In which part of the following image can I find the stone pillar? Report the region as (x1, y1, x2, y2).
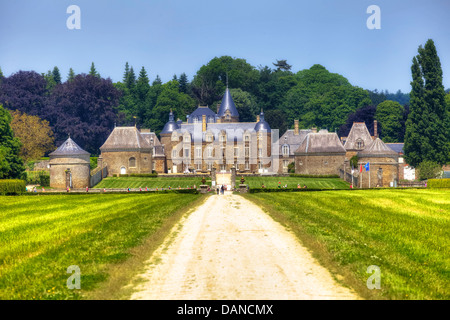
(97, 156, 103, 178)
(231, 166, 236, 189)
(211, 167, 216, 186)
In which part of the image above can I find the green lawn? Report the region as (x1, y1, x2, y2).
(94, 176, 210, 189)
(94, 176, 349, 190)
(245, 188, 450, 300)
(0, 193, 201, 300)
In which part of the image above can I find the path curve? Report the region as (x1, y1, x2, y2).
(128, 193, 359, 300)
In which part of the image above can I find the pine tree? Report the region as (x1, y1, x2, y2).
(89, 62, 100, 78)
(126, 66, 136, 89)
(0, 67, 4, 82)
(123, 62, 130, 83)
(52, 66, 61, 84)
(136, 67, 150, 99)
(0, 104, 25, 179)
(67, 68, 75, 82)
(404, 39, 450, 166)
(152, 75, 162, 86)
(179, 73, 189, 94)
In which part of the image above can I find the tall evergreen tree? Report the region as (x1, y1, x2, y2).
(123, 62, 130, 83)
(0, 67, 4, 82)
(52, 66, 61, 84)
(67, 68, 75, 82)
(126, 66, 136, 89)
(179, 73, 189, 94)
(152, 75, 162, 86)
(0, 104, 25, 179)
(404, 39, 450, 166)
(89, 62, 100, 78)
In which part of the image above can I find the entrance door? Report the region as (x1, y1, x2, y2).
(172, 165, 177, 174)
(120, 167, 126, 175)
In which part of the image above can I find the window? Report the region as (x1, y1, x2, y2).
(234, 147, 239, 157)
(172, 149, 177, 158)
(245, 146, 249, 157)
(356, 139, 364, 149)
(152, 161, 156, 171)
(207, 162, 212, 171)
(220, 164, 226, 172)
(184, 135, 190, 142)
(196, 163, 202, 170)
(206, 134, 213, 142)
(208, 116, 214, 123)
(196, 147, 202, 158)
(129, 157, 136, 167)
(244, 135, 250, 142)
(193, 117, 199, 123)
(207, 146, 213, 158)
(220, 135, 226, 142)
(283, 160, 289, 168)
(258, 148, 263, 157)
(184, 148, 190, 157)
(282, 145, 289, 156)
(245, 161, 250, 170)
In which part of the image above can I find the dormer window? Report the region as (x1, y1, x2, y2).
(282, 145, 289, 156)
(356, 139, 364, 150)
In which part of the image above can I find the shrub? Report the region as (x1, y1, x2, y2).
(427, 179, 450, 188)
(417, 160, 442, 180)
(39, 173, 50, 187)
(0, 179, 26, 195)
(289, 173, 340, 178)
(128, 173, 158, 178)
(288, 162, 295, 173)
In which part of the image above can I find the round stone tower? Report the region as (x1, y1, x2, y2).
(49, 137, 90, 189)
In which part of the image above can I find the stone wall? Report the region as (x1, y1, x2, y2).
(49, 155, 90, 189)
(101, 150, 152, 176)
(357, 156, 399, 188)
(295, 153, 346, 175)
(90, 166, 108, 187)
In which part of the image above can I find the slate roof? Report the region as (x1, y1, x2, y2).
(217, 88, 239, 118)
(358, 138, 398, 157)
(187, 106, 217, 123)
(171, 122, 258, 142)
(295, 132, 346, 154)
(254, 111, 271, 132)
(385, 143, 404, 154)
(100, 127, 152, 151)
(140, 131, 161, 146)
(160, 110, 180, 134)
(279, 129, 312, 156)
(49, 137, 90, 156)
(344, 122, 374, 150)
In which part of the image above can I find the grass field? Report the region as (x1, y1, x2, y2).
(0, 193, 201, 300)
(245, 188, 450, 300)
(94, 176, 349, 190)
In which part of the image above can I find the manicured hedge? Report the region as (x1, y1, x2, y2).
(249, 187, 326, 193)
(289, 173, 340, 178)
(0, 179, 26, 195)
(427, 179, 450, 188)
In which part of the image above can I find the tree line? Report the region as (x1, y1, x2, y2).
(0, 39, 449, 180)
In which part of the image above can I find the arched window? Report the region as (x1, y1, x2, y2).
(129, 157, 136, 167)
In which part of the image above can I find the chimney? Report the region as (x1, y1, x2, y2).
(311, 127, 317, 133)
(256, 115, 260, 122)
(294, 120, 299, 135)
(373, 120, 378, 139)
(202, 115, 206, 132)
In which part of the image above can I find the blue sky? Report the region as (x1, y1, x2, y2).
(1, 0, 449, 92)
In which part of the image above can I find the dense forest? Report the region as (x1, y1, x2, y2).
(0, 56, 441, 156)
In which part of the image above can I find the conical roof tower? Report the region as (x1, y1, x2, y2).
(217, 87, 239, 122)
